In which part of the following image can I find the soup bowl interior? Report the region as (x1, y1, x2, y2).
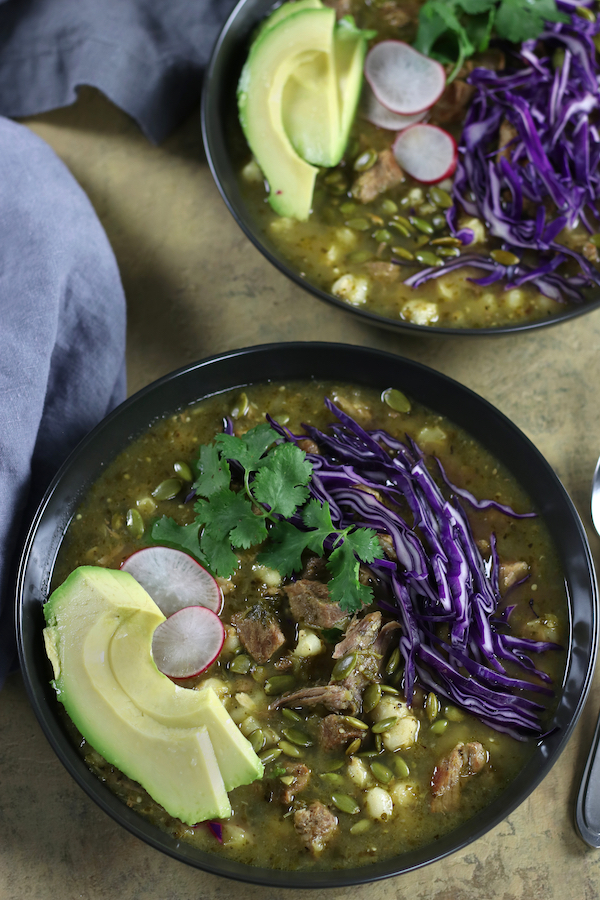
(201, 0, 600, 337)
(17, 342, 598, 887)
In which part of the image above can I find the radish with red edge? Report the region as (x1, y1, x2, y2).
(121, 546, 223, 616)
(364, 41, 445, 116)
(152, 606, 225, 679)
(392, 123, 457, 184)
(362, 82, 427, 131)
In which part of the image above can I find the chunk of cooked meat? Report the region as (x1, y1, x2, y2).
(279, 762, 311, 805)
(372, 620, 402, 658)
(293, 801, 338, 855)
(270, 684, 355, 713)
(284, 579, 347, 629)
(352, 149, 404, 204)
(302, 555, 329, 581)
(431, 741, 488, 813)
(319, 714, 366, 752)
(231, 606, 285, 663)
(297, 438, 321, 456)
(499, 560, 529, 593)
(332, 611, 382, 658)
(430, 79, 475, 126)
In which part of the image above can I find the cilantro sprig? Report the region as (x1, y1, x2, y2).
(151, 422, 381, 613)
(414, 0, 569, 81)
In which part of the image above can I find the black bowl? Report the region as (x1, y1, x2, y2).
(16, 342, 598, 887)
(201, 0, 600, 337)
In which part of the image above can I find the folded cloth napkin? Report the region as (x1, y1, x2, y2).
(0, 117, 127, 687)
(0, 0, 238, 143)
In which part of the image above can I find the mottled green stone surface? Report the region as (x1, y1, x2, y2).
(1, 87, 599, 900)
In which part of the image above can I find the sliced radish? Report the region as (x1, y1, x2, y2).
(152, 606, 225, 679)
(365, 41, 446, 116)
(121, 546, 223, 616)
(392, 124, 457, 184)
(362, 83, 427, 131)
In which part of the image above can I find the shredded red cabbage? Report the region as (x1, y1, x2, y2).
(404, 8, 600, 304)
(270, 400, 561, 739)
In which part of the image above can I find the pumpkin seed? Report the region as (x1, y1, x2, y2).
(363, 683, 382, 713)
(391, 246, 415, 261)
(282, 727, 313, 747)
(151, 478, 182, 501)
(430, 718, 449, 735)
(259, 747, 282, 765)
(490, 249, 520, 266)
(342, 715, 369, 731)
(357, 749, 379, 758)
(370, 760, 394, 783)
(350, 818, 372, 835)
(415, 250, 444, 267)
(374, 229, 392, 243)
(346, 217, 371, 231)
(392, 214, 414, 230)
(380, 198, 398, 215)
(389, 221, 411, 238)
(431, 236, 461, 246)
(380, 684, 400, 695)
(136, 496, 157, 516)
(126, 508, 144, 539)
(393, 756, 410, 778)
(229, 654, 251, 674)
(432, 215, 447, 230)
(249, 729, 266, 753)
(385, 647, 401, 676)
(590, 234, 600, 248)
(382, 386, 411, 414)
(279, 775, 295, 786)
(347, 250, 374, 263)
(326, 758, 346, 772)
(443, 704, 464, 722)
(331, 793, 360, 815)
(340, 201, 357, 215)
(173, 460, 193, 482)
(429, 186, 453, 208)
(346, 738, 362, 756)
(426, 692, 440, 722)
(264, 675, 296, 695)
(414, 234, 431, 248)
(354, 149, 378, 172)
(282, 708, 303, 724)
(437, 246, 461, 258)
(320, 772, 345, 787)
(252, 666, 267, 684)
(374, 733, 383, 752)
(410, 216, 435, 235)
(324, 170, 345, 184)
(577, 5, 595, 20)
(372, 716, 400, 734)
(331, 651, 357, 681)
(278, 739, 302, 758)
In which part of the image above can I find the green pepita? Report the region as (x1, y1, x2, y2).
(357, 749, 379, 758)
(380, 198, 398, 215)
(320, 772, 345, 787)
(282, 727, 313, 747)
(363, 683, 382, 713)
(372, 716, 400, 734)
(264, 675, 296, 695)
(229, 654, 251, 674)
(231, 392, 250, 418)
(393, 756, 410, 778)
(278, 739, 302, 758)
(374, 229, 392, 243)
(443, 704, 465, 722)
(414, 234, 431, 248)
(429, 186, 453, 208)
(151, 478, 182, 501)
(173, 460, 193, 482)
(331, 651, 357, 682)
(490, 249, 520, 266)
(432, 215, 447, 231)
(590, 234, 600, 248)
(325, 758, 346, 772)
(577, 5, 595, 21)
(353, 149, 378, 172)
(389, 221, 411, 238)
(370, 760, 394, 783)
(380, 684, 400, 695)
(391, 246, 415, 261)
(347, 249, 374, 263)
(331, 793, 360, 815)
(136, 496, 157, 516)
(281, 708, 303, 724)
(415, 250, 444, 267)
(259, 747, 282, 764)
(324, 170, 345, 184)
(249, 729, 266, 753)
(374, 733, 383, 753)
(385, 647, 401, 677)
(341, 715, 369, 731)
(126, 508, 144, 539)
(410, 216, 435, 235)
(350, 818, 372, 835)
(346, 218, 371, 232)
(426, 692, 440, 722)
(346, 738, 362, 756)
(437, 246, 461, 258)
(339, 201, 357, 215)
(430, 718, 449, 735)
(431, 236, 461, 246)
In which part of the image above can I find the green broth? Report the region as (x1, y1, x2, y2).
(52, 382, 567, 870)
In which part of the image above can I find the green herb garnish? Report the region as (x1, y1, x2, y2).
(152, 422, 381, 613)
(414, 0, 569, 81)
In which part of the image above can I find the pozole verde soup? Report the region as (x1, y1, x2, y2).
(48, 381, 567, 871)
(234, 0, 600, 329)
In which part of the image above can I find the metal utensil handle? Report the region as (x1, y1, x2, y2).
(576, 710, 600, 847)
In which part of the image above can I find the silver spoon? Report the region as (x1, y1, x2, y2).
(575, 455, 600, 847)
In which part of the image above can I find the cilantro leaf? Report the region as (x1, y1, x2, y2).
(200, 527, 239, 577)
(301, 499, 337, 555)
(195, 488, 264, 549)
(341, 527, 381, 565)
(327, 540, 374, 612)
(150, 516, 207, 564)
(215, 423, 278, 472)
(495, 0, 567, 42)
(253, 443, 312, 517)
(256, 520, 310, 576)
(193, 443, 231, 498)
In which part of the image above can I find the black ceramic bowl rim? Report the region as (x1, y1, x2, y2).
(200, 0, 600, 337)
(16, 342, 598, 888)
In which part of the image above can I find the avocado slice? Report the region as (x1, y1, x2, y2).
(238, 7, 336, 220)
(257, 0, 324, 36)
(43, 566, 263, 825)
